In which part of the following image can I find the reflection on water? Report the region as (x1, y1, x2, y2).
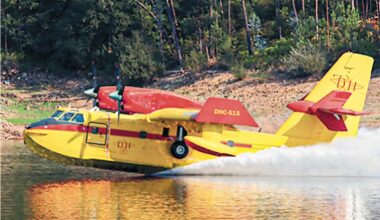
(2, 142, 380, 219)
(27, 177, 380, 219)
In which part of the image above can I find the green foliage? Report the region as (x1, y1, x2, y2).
(1, 52, 22, 72)
(219, 36, 234, 69)
(185, 50, 207, 73)
(231, 64, 247, 80)
(281, 42, 327, 78)
(5, 101, 63, 125)
(1, 0, 379, 82)
(114, 32, 162, 81)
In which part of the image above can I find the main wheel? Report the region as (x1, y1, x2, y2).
(171, 141, 189, 159)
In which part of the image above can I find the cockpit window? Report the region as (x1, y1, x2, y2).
(71, 114, 84, 123)
(51, 110, 64, 118)
(61, 112, 75, 121)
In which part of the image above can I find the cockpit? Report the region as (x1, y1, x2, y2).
(26, 108, 87, 129)
(50, 109, 85, 123)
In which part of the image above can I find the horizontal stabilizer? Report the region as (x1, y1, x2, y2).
(287, 90, 370, 131)
(195, 97, 258, 127)
(318, 107, 369, 116)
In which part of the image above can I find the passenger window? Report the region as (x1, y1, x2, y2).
(51, 110, 64, 118)
(61, 112, 75, 121)
(71, 114, 84, 123)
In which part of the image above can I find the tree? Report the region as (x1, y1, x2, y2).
(326, 0, 330, 48)
(241, 0, 253, 55)
(275, 0, 283, 38)
(165, 0, 183, 65)
(315, 0, 319, 41)
(292, 0, 298, 22)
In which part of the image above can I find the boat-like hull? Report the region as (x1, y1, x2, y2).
(24, 132, 168, 174)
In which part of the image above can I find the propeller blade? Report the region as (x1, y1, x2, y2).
(84, 88, 98, 98)
(109, 91, 122, 101)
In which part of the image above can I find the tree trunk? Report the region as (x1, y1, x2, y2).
(292, 0, 298, 21)
(241, 0, 253, 55)
(275, 0, 282, 38)
(228, 0, 232, 34)
(219, 0, 224, 16)
(198, 27, 203, 53)
(361, 0, 364, 18)
(326, 0, 330, 49)
(315, 0, 319, 41)
(356, 0, 359, 10)
(151, 0, 165, 60)
(205, 45, 211, 62)
(301, 0, 305, 16)
(165, 0, 183, 65)
(169, 0, 179, 28)
(351, 0, 355, 10)
(302, 0, 305, 11)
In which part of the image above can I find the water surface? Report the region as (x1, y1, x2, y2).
(2, 141, 380, 219)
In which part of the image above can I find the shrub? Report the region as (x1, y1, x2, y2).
(231, 64, 247, 80)
(185, 50, 208, 73)
(281, 42, 327, 78)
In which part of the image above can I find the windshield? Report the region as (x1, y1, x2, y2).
(60, 112, 75, 121)
(71, 114, 84, 123)
(50, 110, 64, 118)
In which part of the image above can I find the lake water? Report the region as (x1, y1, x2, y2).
(2, 128, 380, 219)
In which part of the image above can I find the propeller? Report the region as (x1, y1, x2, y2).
(84, 61, 99, 107)
(109, 64, 124, 125)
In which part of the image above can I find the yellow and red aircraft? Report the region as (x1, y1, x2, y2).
(24, 52, 374, 174)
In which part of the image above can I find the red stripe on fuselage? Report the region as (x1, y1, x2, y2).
(29, 124, 172, 141)
(31, 124, 88, 132)
(110, 129, 173, 141)
(185, 140, 235, 157)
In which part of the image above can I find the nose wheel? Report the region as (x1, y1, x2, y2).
(170, 126, 189, 159)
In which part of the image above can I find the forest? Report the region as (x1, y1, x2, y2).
(2, 0, 380, 82)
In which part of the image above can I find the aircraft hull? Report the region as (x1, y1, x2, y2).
(24, 131, 169, 174)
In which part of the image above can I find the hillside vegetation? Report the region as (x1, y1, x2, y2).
(2, 0, 380, 81)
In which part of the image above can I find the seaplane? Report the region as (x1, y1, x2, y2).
(24, 52, 374, 174)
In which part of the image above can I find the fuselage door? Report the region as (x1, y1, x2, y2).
(86, 122, 108, 145)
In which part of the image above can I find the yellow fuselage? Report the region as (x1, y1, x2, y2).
(24, 107, 294, 174)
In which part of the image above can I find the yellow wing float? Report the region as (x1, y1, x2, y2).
(24, 52, 374, 174)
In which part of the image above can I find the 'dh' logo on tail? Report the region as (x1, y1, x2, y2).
(330, 74, 364, 92)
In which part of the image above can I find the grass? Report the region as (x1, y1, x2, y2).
(5, 100, 65, 125)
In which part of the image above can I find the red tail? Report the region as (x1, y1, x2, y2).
(287, 91, 369, 131)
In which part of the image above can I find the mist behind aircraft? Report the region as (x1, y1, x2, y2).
(161, 128, 380, 176)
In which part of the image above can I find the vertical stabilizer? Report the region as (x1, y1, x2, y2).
(276, 52, 374, 146)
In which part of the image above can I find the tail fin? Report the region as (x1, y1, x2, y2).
(276, 52, 374, 146)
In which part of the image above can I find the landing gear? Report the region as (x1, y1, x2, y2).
(170, 126, 189, 159)
(171, 141, 189, 159)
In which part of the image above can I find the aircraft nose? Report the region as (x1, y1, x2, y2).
(26, 118, 57, 129)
